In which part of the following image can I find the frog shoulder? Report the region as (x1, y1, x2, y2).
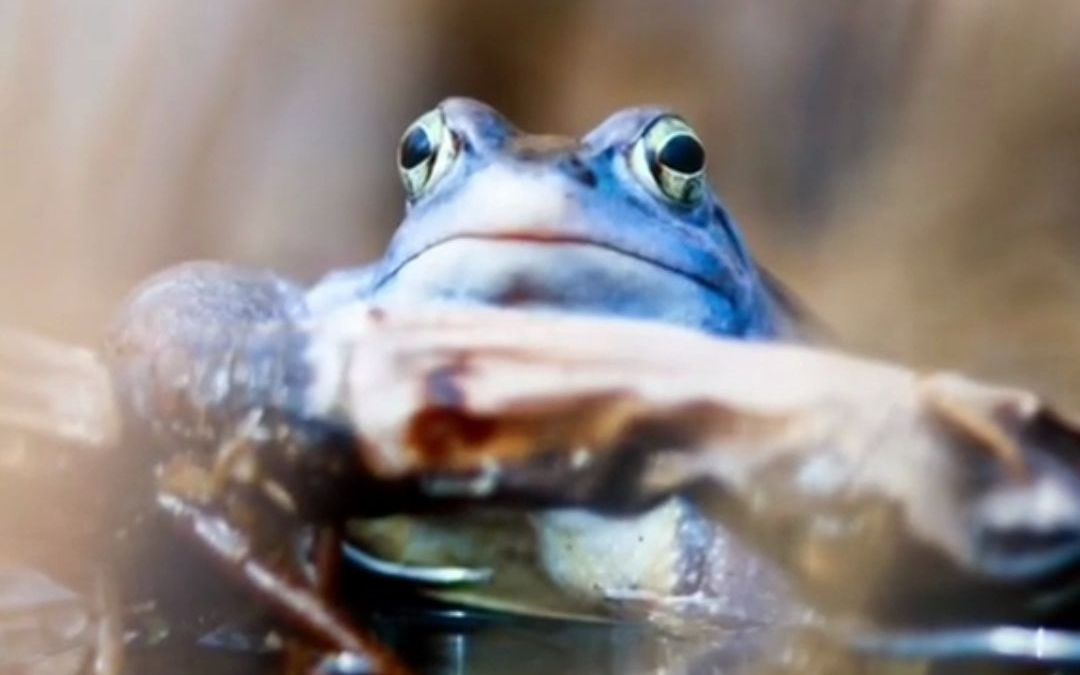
(756, 266, 832, 343)
(306, 264, 380, 315)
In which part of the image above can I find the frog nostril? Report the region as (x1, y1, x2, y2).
(562, 157, 598, 188)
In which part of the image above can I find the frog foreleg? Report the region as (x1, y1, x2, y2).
(156, 491, 408, 675)
(107, 262, 415, 670)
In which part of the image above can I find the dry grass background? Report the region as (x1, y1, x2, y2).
(3, 0, 1080, 405)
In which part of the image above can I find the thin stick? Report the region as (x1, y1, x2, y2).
(312, 525, 342, 600)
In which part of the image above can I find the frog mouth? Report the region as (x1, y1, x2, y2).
(371, 233, 736, 298)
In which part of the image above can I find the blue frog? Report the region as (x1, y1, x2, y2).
(109, 98, 807, 638)
(309, 98, 797, 339)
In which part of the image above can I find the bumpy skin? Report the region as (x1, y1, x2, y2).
(109, 262, 313, 452)
(109, 98, 802, 625)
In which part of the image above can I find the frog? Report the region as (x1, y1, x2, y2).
(108, 97, 807, 641)
(308, 98, 796, 336)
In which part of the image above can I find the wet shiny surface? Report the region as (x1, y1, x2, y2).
(0, 561, 1001, 675)
(132, 610, 774, 675)
(10, 550, 1072, 675)
(2, 547, 784, 675)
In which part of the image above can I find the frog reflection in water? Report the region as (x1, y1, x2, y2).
(114, 98, 805, 635)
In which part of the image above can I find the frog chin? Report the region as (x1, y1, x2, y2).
(369, 238, 739, 334)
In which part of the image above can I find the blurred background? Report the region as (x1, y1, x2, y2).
(3, 0, 1080, 405)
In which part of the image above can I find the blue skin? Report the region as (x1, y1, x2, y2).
(307, 97, 792, 338)
(109, 97, 799, 626)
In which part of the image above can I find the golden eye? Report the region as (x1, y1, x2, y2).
(398, 108, 459, 200)
(630, 115, 707, 205)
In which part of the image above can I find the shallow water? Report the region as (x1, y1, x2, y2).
(2, 545, 786, 675)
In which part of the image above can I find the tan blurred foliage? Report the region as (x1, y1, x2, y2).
(0, 1, 438, 338)
(2, 1, 1080, 403)
(811, 2, 1080, 406)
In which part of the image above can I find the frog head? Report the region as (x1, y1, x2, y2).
(368, 97, 779, 337)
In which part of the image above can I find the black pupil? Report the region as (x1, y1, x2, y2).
(400, 126, 434, 170)
(658, 134, 705, 174)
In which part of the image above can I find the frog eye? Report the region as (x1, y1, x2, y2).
(629, 115, 707, 205)
(398, 108, 459, 200)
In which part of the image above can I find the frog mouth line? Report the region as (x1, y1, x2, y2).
(371, 233, 733, 297)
